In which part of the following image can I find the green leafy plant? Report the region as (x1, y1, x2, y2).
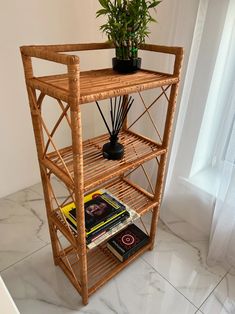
(97, 0, 161, 60)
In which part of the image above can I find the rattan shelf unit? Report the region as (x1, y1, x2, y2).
(20, 42, 183, 305)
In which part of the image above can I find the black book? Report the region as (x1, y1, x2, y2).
(107, 224, 149, 262)
(69, 192, 126, 231)
(66, 210, 130, 244)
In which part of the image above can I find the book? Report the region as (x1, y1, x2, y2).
(86, 207, 141, 250)
(60, 189, 130, 244)
(66, 210, 130, 244)
(106, 224, 149, 262)
(69, 191, 126, 231)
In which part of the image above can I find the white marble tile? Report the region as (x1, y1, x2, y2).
(201, 270, 235, 314)
(29, 177, 68, 201)
(142, 223, 227, 308)
(0, 187, 50, 271)
(160, 209, 209, 242)
(1, 244, 197, 314)
(28, 182, 44, 197)
(0, 176, 73, 272)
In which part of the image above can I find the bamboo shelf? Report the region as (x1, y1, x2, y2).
(20, 42, 183, 305)
(29, 68, 179, 104)
(51, 177, 158, 248)
(43, 130, 166, 191)
(60, 240, 151, 297)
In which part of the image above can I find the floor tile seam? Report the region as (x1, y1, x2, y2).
(0, 243, 50, 274)
(140, 255, 200, 311)
(197, 269, 230, 311)
(2, 184, 43, 202)
(157, 220, 229, 277)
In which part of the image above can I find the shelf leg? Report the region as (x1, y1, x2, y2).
(40, 169, 61, 265)
(150, 82, 180, 249)
(71, 103, 89, 303)
(149, 205, 160, 250)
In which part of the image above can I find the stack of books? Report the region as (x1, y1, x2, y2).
(61, 189, 130, 245)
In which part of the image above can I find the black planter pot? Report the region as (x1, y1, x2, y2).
(112, 57, 141, 74)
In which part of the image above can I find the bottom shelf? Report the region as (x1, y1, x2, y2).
(58, 240, 151, 296)
(50, 176, 157, 299)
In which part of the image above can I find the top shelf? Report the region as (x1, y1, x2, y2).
(28, 68, 179, 104)
(21, 43, 183, 104)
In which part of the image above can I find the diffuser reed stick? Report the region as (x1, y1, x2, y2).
(96, 95, 134, 159)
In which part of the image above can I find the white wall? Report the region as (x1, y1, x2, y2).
(0, 0, 199, 198)
(0, 1, 107, 197)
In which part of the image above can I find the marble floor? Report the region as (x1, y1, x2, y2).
(0, 181, 235, 314)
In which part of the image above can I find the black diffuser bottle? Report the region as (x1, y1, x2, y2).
(102, 134, 124, 160)
(96, 95, 134, 160)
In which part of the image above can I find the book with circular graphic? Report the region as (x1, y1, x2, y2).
(106, 224, 149, 262)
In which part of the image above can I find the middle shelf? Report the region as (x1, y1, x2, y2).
(42, 129, 166, 191)
(51, 177, 159, 248)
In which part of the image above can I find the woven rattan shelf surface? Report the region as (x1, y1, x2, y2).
(51, 177, 158, 248)
(43, 130, 166, 191)
(59, 240, 151, 294)
(30, 68, 179, 104)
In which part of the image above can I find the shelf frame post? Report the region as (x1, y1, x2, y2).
(67, 61, 89, 305)
(20, 51, 61, 265)
(149, 48, 184, 249)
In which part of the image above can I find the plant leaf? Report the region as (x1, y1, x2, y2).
(148, 1, 161, 8)
(96, 9, 108, 17)
(98, 0, 110, 9)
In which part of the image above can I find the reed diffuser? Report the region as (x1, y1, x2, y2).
(96, 95, 134, 160)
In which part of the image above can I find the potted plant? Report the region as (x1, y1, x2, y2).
(96, 0, 162, 73)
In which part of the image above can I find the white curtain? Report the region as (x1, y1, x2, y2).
(207, 91, 235, 267)
(161, 0, 235, 267)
